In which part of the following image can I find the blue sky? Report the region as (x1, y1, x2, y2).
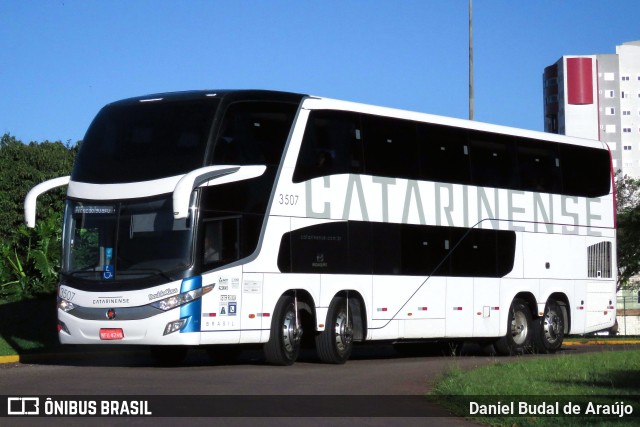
(1, 0, 639, 144)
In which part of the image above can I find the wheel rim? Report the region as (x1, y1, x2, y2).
(282, 304, 301, 354)
(334, 308, 353, 354)
(511, 310, 528, 345)
(543, 311, 562, 343)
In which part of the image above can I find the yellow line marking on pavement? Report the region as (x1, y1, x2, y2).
(564, 340, 640, 346)
(0, 355, 20, 363)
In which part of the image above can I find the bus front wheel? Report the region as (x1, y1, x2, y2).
(264, 295, 302, 366)
(495, 298, 532, 355)
(316, 296, 353, 364)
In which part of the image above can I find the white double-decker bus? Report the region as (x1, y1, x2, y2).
(26, 90, 616, 365)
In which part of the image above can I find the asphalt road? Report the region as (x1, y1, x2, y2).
(0, 342, 635, 426)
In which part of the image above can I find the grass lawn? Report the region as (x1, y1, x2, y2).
(431, 349, 640, 426)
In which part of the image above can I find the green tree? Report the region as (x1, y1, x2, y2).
(0, 133, 77, 302)
(0, 133, 77, 241)
(616, 172, 640, 291)
(0, 212, 62, 301)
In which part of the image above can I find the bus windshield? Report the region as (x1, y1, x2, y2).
(62, 195, 194, 282)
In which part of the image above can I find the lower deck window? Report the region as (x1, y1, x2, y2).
(277, 221, 516, 278)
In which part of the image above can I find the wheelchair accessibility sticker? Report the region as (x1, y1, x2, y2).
(219, 302, 237, 316)
(102, 247, 114, 280)
(103, 264, 114, 280)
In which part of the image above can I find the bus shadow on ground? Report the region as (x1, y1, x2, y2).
(0, 296, 60, 357)
(16, 340, 494, 369)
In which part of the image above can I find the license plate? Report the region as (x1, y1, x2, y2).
(99, 328, 124, 340)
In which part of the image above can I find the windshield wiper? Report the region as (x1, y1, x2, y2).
(117, 268, 176, 282)
(62, 268, 101, 278)
(63, 268, 175, 282)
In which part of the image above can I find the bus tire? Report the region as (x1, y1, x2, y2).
(532, 300, 565, 353)
(264, 295, 302, 366)
(316, 296, 353, 364)
(495, 298, 532, 355)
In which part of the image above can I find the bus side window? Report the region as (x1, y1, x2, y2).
(559, 144, 611, 197)
(400, 224, 451, 276)
(361, 115, 418, 180)
(418, 123, 470, 184)
(516, 140, 561, 193)
(211, 102, 297, 167)
(468, 131, 516, 190)
(202, 217, 240, 267)
(449, 228, 499, 277)
(372, 223, 402, 275)
(293, 110, 363, 183)
(278, 222, 349, 273)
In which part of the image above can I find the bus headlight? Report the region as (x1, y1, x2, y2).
(151, 286, 213, 311)
(58, 299, 76, 312)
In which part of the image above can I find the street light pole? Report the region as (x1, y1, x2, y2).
(469, 0, 474, 121)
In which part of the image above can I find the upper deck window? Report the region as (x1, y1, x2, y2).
(211, 101, 299, 167)
(72, 98, 219, 183)
(294, 109, 610, 198)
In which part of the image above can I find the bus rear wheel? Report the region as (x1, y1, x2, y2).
(495, 298, 532, 355)
(264, 295, 302, 366)
(533, 300, 565, 353)
(316, 296, 353, 364)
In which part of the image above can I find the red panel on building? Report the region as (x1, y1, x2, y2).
(567, 57, 593, 105)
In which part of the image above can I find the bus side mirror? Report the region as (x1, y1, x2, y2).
(172, 165, 267, 219)
(172, 166, 240, 219)
(24, 176, 70, 228)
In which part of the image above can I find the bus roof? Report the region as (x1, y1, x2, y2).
(106, 89, 307, 106)
(104, 89, 607, 151)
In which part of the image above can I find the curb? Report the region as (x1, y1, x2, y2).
(563, 340, 640, 346)
(0, 352, 92, 364)
(0, 355, 20, 364)
(0, 350, 147, 365)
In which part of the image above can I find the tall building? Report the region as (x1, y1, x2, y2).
(543, 41, 640, 179)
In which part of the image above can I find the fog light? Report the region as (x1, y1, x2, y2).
(58, 321, 70, 334)
(164, 319, 188, 335)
